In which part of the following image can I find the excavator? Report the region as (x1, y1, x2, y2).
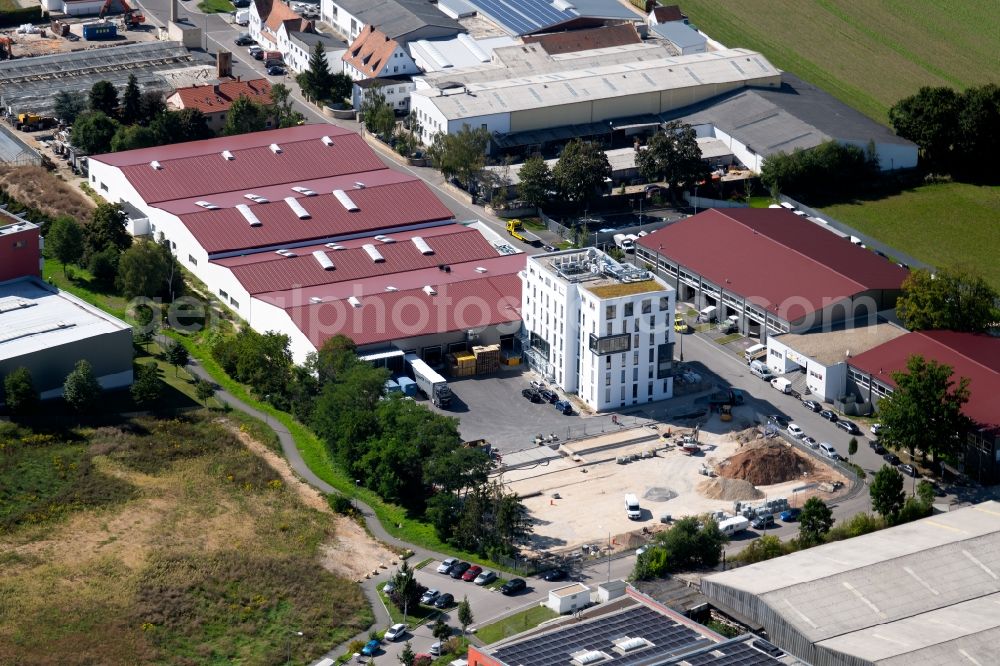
(98, 0, 146, 29)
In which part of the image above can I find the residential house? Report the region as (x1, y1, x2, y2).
(648, 4, 688, 26)
(281, 25, 347, 74)
(250, 0, 311, 57)
(165, 78, 274, 132)
(351, 76, 415, 113)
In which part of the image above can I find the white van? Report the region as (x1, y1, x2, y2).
(718, 516, 749, 536)
(625, 494, 641, 520)
(819, 442, 838, 459)
(744, 343, 767, 363)
(750, 359, 772, 379)
(770, 377, 792, 394)
(697, 305, 717, 323)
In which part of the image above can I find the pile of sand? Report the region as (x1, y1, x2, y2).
(643, 486, 677, 502)
(732, 427, 763, 444)
(697, 477, 763, 501)
(717, 440, 814, 486)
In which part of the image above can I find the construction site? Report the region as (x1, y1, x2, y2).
(501, 414, 850, 555)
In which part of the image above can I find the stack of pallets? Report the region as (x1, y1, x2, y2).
(472, 344, 501, 375)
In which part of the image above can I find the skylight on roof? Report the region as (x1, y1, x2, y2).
(412, 236, 434, 255)
(195, 200, 220, 210)
(150, 160, 163, 170)
(312, 250, 334, 271)
(222, 150, 235, 161)
(362, 244, 385, 263)
(422, 285, 437, 295)
(333, 189, 359, 212)
(285, 197, 311, 219)
(236, 203, 262, 226)
(244, 193, 270, 203)
(269, 143, 282, 154)
(321, 135, 334, 146)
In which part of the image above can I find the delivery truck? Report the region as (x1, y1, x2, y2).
(405, 353, 453, 408)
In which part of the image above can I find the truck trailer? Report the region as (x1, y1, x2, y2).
(404, 353, 453, 408)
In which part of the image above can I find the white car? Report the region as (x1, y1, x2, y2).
(420, 589, 440, 604)
(802, 436, 818, 449)
(871, 423, 883, 438)
(384, 623, 407, 641)
(436, 557, 458, 574)
(787, 423, 804, 438)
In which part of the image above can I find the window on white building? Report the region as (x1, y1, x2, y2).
(641, 299, 651, 314)
(188, 254, 197, 266)
(606, 304, 616, 319)
(624, 302, 633, 316)
(659, 297, 669, 311)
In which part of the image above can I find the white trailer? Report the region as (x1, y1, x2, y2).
(718, 516, 750, 536)
(404, 353, 453, 408)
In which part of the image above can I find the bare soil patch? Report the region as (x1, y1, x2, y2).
(697, 477, 763, 502)
(0, 165, 94, 221)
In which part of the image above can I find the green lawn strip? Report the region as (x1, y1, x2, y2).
(197, 0, 234, 13)
(413, 557, 434, 570)
(748, 196, 773, 209)
(715, 333, 742, 345)
(473, 605, 558, 644)
(519, 217, 546, 230)
(375, 583, 442, 629)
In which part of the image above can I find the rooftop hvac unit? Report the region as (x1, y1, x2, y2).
(411, 236, 434, 255)
(312, 250, 335, 271)
(362, 244, 385, 262)
(475, 266, 487, 273)
(320, 135, 334, 146)
(269, 143, 282, 154)
(374, 234, 395, 243)
(195, 200, 220, 210)
(347, 295, 361, 308)
(309, 296, 324, 304)
(221, 150, 235, 161)
(385, 286, 398, 291)
(244, 193, 269, 203)
(150, 160, 163, 170)
(422, 285, 437, 296)
(333, 189, 359, 211)
(325, 243, 345, 250)
(353, 181, 366, 189)
(285, 197, 311, 219)
(291, 186, 318, 196)
(236, 203, 263, 226)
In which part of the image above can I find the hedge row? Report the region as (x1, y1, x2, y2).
(0, 7, 44, 28)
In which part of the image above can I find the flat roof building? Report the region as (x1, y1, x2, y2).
(636, 209, 909, 342)
(458, 0, 639, 36)
(522, 247, 675, 412)
(702, 501, 1000, 666)
(650, 22, 706, 55)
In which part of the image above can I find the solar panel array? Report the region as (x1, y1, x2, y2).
(465, 0, 576, 35)
(679, 640, 784, 666)
(490, 607, 714, 666)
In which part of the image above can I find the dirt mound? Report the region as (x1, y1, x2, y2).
(718, 440, 814, 486)
(697, 477, 763, 501)
(731, 427, 763, 443)
(643, 486, 677, 502)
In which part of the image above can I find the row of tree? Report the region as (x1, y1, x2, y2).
(760, 140, 880, 202)
(632, 515, 727, 580)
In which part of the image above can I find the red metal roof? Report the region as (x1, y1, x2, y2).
(847, 330, 1000, 432)
(227, 226, 501, 294)
(168, 78, 273, 115)
(285, 270, 523, 347)
(92, 125, 383, 203)
(181, 180, 454, 254)
(637, 209, 909, 322)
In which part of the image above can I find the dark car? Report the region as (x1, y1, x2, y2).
(538, 388, 557, 403)
(461, 565, 483, 582)
(500, 578, 526, 595)
(433, 592, 455, 609)
(542, 569, 567, 582)
(883, 452, 901, 466)
(898, 463, 918, 477)
(521, 388, 543, 403)
(554, 400, 573, 415)
(802, 399, 822, 412)
(767, 414, 789, 429)
(869, 440, 887, 455)
(267, 65, 286, 75)
(836, 419, 860, 434)
(448, 562, 471, 579)
(752, 514, 776, 530)
(252, 49, 265, 60)
(819, 409, 839, 422)
(234, 34, 255, 46)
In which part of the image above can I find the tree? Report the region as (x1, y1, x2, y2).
(896, 266, 999, 333)
(398, 642, 416, 666)
(63, 360, 101, 413)
(117, 239, 175, 299)
(870, 465, 906, 522)
(54, 91, 87, 124)
(759, 141, 877, 202)
(130, 361, 162, 406)
(632, 545, 670, 580)
(89, 80, 119, 117)
(132, 303, 157, 351)
(222, 96, 269, 136)
(120, 73, 142, 125)
(457, 596, 473, 634)
(877, 354, 971, 462)
(139, 91, 167, 126)
(427, 125, 490, 192)
(194, 378, 215, 408)
(71, 111, 119, 154)
(798, 497, 834, 547)
(889, 86, 960, 167)
(164, 340, 190, 376)
(330, 72, 353, 104)
(955, 84, 1000, 174)
(733, 534, 787, 564)
(3, 367, 38, 417)
(45, 216, 84, 274)
(552, 140, 611, 209)
(432, 617, 451, 642)
(88, 246, 121, 287)
(269, 83, 303, 128)
(297, 41, 335, 101)
(150, 109, 212, 145)
(85, 203, 131, 260)
(848, 437, 858, 460)
(517, 154, 553, 209)
(634, 122, 707, 199)
(360, 86, 397, 141)
(387, 561, 424, 620)
(635, 516, 727, 579)
(110, 124, 158, 152)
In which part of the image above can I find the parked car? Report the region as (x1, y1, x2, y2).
(267, 65, 286, 75)
(384, 623, 407, 641)
(802, 399, 822, 412)
(752, 514, 776, 530)
(898, 463, 918, 477)
(429, 642, 442, 656)
(542, 569, 567, 582)
(837, 419, 861, 434)
(869, 441, 887, 455)
(521, 388, 543, 403)
(234, 33, 255, 46)
(819, 409, 839, 422)
(674, 315, 689, 333)
(554, 399, 574, 415)
(870, 423, 883, 438)
(768, 414, 789, 429)
(449, 562, 471, 579)
(251, 49, 265, 60)
(500, 578, 526, 595)
(802, 436, 818, 448)
(883, 452, 901, 466)
(474, 570, 497, 586)
(787, 423, 804, 438)
(433, 593, 455, 608)
(361, 639, 381, 657)
(780, 508, 801, 522)
(383, 580, 396, 594)
(436, 557, 458, 574)
(538, 388, 557, 403)
(420, 589, 440, 605)
(462, 565, 483, 582)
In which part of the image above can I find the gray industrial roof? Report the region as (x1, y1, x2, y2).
(651, 22, 706, 50)
(334, 0, 462, 39)
(772, 322, 908, 366)
(0, 276, 131, 360)
(702, 501, 1000, 665)
(289, 30, 346, 50)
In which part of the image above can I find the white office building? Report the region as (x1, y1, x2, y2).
(522, 248, 675, 412)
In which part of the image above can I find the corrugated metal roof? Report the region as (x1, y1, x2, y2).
(181, 179, 454, 255)
(651, 21, 706, 49)
(847, 331, 1000, 431)
(637, 209, 909, 322)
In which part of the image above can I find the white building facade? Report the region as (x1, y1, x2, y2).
(522, 248, 675, 412)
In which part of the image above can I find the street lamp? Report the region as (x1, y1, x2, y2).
(285, 630, 303, 665)
(355, 479, 361, 512)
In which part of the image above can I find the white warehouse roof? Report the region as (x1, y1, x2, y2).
(413, 48, 779, 121)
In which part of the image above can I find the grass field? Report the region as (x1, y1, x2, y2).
(680, 0, 1000, 122)
(0, 415, 371, 664)
(823, 181, 1000, 289)
(475, 606, 557, 644)
(197, 0, 234, 13)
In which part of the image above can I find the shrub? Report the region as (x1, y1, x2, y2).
(327, 493, 355, 516)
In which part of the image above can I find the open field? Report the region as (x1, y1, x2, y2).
(823, 182, 1000, 289)
(681, 0, 1000, 122)
(0, 415, 381, 664)
(198, 0, 234, 13)
(475, 606, 558, 645)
